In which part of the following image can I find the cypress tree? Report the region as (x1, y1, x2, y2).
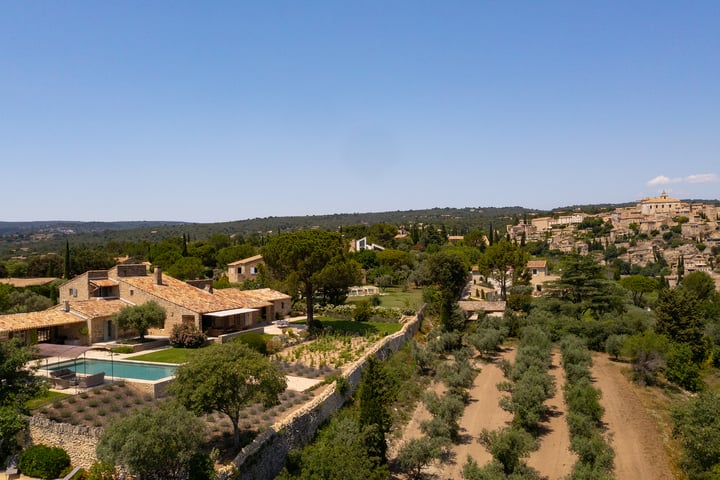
(64, 240, 71, 280)
(358, 357, 391, 465)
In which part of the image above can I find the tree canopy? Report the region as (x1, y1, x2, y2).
(545, 253, 624, 319)
(479, 239, 528, 301)
(262, 230, 357, 329)
(619, 275, 658, 307)
(113, 301, 166, 341)
(170, 341, 286, 448)
(425, 252, 469, 330)
(1, 340, 45, 456)
(96, 401, 206, 480)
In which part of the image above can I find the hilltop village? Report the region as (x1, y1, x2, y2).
(507, 192, 720, 282)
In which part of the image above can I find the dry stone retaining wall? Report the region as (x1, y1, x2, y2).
(225, 308, 423, 480)
(26, 416, 102, 470)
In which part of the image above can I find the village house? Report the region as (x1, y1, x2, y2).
(227, 254, 264, 283)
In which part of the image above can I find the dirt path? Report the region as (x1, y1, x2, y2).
(390, 347, 517, 478)
(591, 353, 675, 480)
(526, 351, 575, 479)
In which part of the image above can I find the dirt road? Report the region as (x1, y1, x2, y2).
(526, 351, 575, 479)
(441, 347, 517, 477)
(591, 353, 675, 480)
(391, 348, 517, 478)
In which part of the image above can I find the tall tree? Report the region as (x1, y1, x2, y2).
(545, 253, 623, 319)
(358, 358, 391, 465)
(619, 275, 658, 306)
(426, 252, 469, 330)
(170, 341, 286, 448)
(262, 230, 350, 330)
(479, 239, 528, 301)
(64, 240, 71, 280)
(655, 288, 707, 363)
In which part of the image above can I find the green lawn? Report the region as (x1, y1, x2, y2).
(316, 317, 403, 336)
(345, 286, 424, 310)
(127, 347, 196, 364)
(27, 390, 70, 410)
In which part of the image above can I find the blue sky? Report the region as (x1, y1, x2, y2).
(1, 1, 718, 222)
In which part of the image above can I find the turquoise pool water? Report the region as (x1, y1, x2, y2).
(48, 358, 176, 381)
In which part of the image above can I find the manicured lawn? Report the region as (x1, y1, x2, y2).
(127, 347, 197, 364)
(316, 317, 403, 336)
(345, 286, 424, 310)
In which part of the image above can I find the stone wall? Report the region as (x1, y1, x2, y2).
(26, 416, 102, 470)
(225, 308, 424, 480)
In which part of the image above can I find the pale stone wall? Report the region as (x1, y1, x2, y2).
(58, 273, 91, 303)
(224, 308, 424, 480)
(26, 416, 102, 470)
(116, 281, 199, 335)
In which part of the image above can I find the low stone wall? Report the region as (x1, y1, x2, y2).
(226, 307, 424, 480)
(25, 416, 102, 470)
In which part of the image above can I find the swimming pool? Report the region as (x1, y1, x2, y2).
(47, 358, 177, 381)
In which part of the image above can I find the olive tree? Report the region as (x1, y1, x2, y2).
(170, 341, 286, 448)
(113, 301, 166, 341)
(96, 402, 206, 480)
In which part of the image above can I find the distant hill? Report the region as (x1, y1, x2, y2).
(1, 199, 716, 258)
(0, 221, 186, 236)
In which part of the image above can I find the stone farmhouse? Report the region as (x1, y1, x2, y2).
(0, 264, 291, 346)
(227, 254, 264, 283)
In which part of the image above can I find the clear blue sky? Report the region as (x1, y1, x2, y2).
(2, 1, 718, 222)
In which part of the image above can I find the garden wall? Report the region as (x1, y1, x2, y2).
(25, 416, 102, 470)
(224, 308, 424, 480)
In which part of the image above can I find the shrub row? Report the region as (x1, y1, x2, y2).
(499, 325, 555, 433)
(314, 303, 412, 320)
(560, 335, 614, 480)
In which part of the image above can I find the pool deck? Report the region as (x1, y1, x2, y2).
(33, 319, 320, 393)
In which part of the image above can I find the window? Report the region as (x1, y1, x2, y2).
(129, 289, 134, 296)
(37, 328, 51, 342)
(250, 266, 257, 275)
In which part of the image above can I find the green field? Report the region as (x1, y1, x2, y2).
(315, 317, 403, 336)
(345, 286, 424, 310)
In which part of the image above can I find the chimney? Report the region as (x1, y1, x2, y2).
(155, 266, 163, 285)
(64, 300, 70, 312)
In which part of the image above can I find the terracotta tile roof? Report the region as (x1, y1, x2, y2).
(227, 254, 263, 266)
(458, 300, 507, 313)
(0, 310, 84, 334)
(53, 299, 128, 318)
(214, 288, 290, 308)
(115, 273, 240, 314)
(0, 277, 58, 287)
(527, 260, 547, 268)
(90, 279, 119, 288)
